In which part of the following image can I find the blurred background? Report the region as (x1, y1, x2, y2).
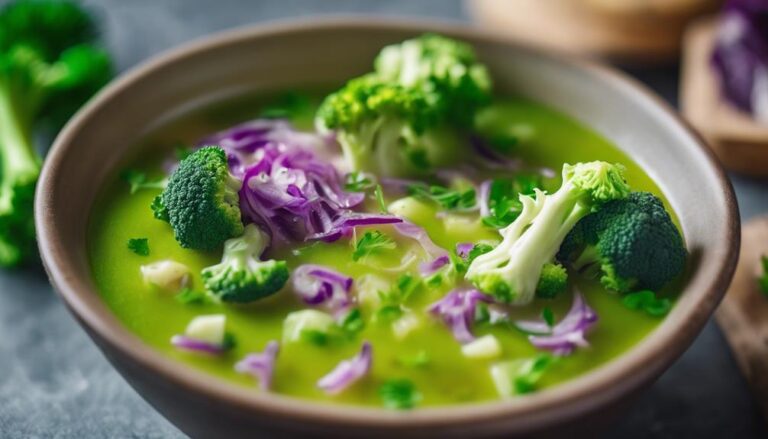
(1, 0, 767, 437)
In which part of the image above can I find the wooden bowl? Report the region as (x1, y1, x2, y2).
(35, 18, 740, 438)
(467, 0, 720, 63)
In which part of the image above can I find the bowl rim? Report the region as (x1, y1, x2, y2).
(35, 16, 740, 430)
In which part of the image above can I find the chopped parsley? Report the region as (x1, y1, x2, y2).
(454, 242, 494, 273)
(759, 255, 768, 297)
(374, 274, 423, 323)
(340, 308, 365, 336)
(541, 307, 555, 327)
(513, 354, 553, 394)
(379, 379, 422, 409)
(127, 238, 149, 256)
(120, 169, 167, 194)
(407, 183, 476, 211)
(221, 332, 238, 351)
(481, 176, 541, 229)
(374, 184, 387, 212)
(344, 171, 375, 192)
(622, 290, 672, 317)
(352, 230, 396, 262)
(379, 273, 422, 306)
(373, 305, 404, 323)
(300, 329, 330, 346)
(175, 288, 208, 305)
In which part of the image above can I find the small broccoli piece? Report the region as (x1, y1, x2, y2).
(155, 146, 243, 250)
(316, 34, 492, 177)
(127, 238, 149, 256)
(557, 192, 687, 294)
(202, 224, 289, 303)
(0, 0, 112, 266)
(535, 263, 568, 299)
(466, 161, 629, 305)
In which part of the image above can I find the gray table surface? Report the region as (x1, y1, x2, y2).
(1, 1, 767, 437)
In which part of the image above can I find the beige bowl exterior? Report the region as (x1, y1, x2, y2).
(36, 18, 739, 439)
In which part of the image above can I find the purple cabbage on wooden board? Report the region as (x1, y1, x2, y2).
(428, 288, 492, 343)
(712, 0, 768, 121)
(317, 342, 373, 395)
(234, 341, 280, 391)
(292, 264, 353, 315)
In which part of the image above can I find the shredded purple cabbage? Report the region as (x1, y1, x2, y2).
(428, 289, 491, 343)
(170, 335, 227, 355)
(712, 0, 768, 120)
(317, 341, 373, 395)
(455, 242, 475, 260)
(201, 119, 403, 243)
(393, 222, 448, 259)
(525, 292, 598, 356)
(292, 264, 353, 315)
(419, 254, 450, 277)
(234, 340, 280, 391)
(307, 213, 403, 242)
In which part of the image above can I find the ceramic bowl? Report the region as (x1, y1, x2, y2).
(36, 18, 739, 438)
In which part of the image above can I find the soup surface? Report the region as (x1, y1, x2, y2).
(89, 92, 676, 408)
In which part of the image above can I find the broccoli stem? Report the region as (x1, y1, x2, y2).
(0, 80, 40, 211)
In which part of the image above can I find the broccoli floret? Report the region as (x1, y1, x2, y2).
(535, 263, 568, 299)
(466, 161, 630, 305)
(374, 33, 492, 126)
(202, 224, 289, 303)
(155, 146, 243, 250)
(316, 34, 492, 177)
(557, 192, 687, 293)
(0, 0, 112, 266)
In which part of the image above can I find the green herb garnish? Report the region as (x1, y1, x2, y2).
(541, 307, 555, 327)
(407, 183, 476, 211)
(344, 171, 375, 192)
(622, 290, 672, 317)
(454, 242, 494, 273)
(513, 355, 553, 394)
(300, 329, 330, 346)
(352, 230, 396, 262)
(379, 379, 422, 410)
(175, 288, 208, 305)
(374, 184, 387, 212)
(121, 169, 166, 194)
(340, 308, 365, 336)
(374, 305, 404, 323)
(222, 332, 238, 351)
(127, 238, 149, 256)
(481, 176, 541, 229)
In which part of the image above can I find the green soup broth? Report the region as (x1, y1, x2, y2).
(88, 93, 671, 408)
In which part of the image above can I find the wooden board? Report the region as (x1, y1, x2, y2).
(681, 18, 768, 176)
(715, 217, 768, 422)
(466, 0, 719, 64)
